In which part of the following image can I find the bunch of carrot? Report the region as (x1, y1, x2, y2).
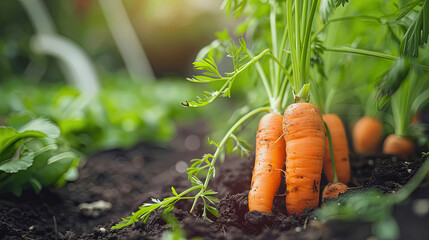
(249, 104, 351, 214)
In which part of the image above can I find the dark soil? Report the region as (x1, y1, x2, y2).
(0, 124, 428, 240)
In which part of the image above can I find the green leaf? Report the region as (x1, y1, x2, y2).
(319, 0, 350, 23)
(396, 0, 423, 21)
(400, 0, 429, 57)
(29, 178, 43, 193)
(181, 90, 224, 108)
(205, 205, 220, 218)
(19, 118, 61, 138)
(188, 175, 203, 187)
(0, 150, 34, 173)
(376, 58, 411, 109)
(230, 134, 253, 158)
(0, 127, 46, 157)
(47, 151, 77, 165)
(221, 0, 248, 18)
(171, 186, 178, 196)
(205, 195, 220, 204)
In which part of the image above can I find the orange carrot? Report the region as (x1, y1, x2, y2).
(322, 182, 348, 201)
(248, 113, 286, 213)
(283, 103, 325, 215)
(323, 114, 350, 184)
(352, 116, 383, 155)
(383, 134, 415, 159)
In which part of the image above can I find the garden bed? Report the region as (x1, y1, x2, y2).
(0, 124, 428, 240)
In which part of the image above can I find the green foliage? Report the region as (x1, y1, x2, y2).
(112, 184, 219, 229)
(0, 117, 78, 196)
(399, 0, 429, 57)
(183, 38, 270, 108)
(389, 69, 429, 136)
(319, 0, 350, 23)
(0, 77, 204, 153)
(376, 58, 411, 109)
(221, 0, 248, 18)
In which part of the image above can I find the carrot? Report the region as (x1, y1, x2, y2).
(322, 182, 348, 202)
(248, 113, 286, 213)
(352, 116, 383, 155)
(383, 134, 415, 159)
(322, 120, 349, 202)
(283, 103, 325, 215)
(323, 114, 350, 184)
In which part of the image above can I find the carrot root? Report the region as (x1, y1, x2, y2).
(352, 116, 383, 155)
(248, 113, 286, 213)
(322, 182, 348, 202)
(283, 103, 325, 215)
(383, 134, 415, 159)
(323, 114, 350, 184)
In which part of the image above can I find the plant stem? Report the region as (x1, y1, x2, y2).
(202, 106, 272, 190)
(325, 46, 429, 72)
(247, 49, 274, 104)
(300, 0, 318, 87)
(324, 46, 397, 60)
(324, 122, 338, 183)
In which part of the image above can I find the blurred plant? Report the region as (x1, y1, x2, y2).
(0, 116, 79, 196)
(0, 77, 206, 154)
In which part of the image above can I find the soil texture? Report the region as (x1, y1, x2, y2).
(0, 124, 428, 240)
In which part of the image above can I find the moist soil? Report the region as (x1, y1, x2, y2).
(0, 124, 428, 240)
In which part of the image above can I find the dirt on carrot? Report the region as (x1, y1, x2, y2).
(322, 182, 348, 202)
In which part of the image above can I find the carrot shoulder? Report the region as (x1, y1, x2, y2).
(352, 116, 383, 155)
(248, 113, 285, 213)
(383, 134, 415, 159)
(323, 114, 350, 184)
(283, 103, 325, 215)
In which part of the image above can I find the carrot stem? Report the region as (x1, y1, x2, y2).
(324, 121, 338, 183)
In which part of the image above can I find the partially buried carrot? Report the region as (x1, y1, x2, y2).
(323, 114, 350, 184)
(322, 182, 348, 201)
(283, 103, 325, 215)
(322, 122, 349, 202)
(383, 134, 415, 159)
(248, 113, 286, 213)
(352, 116, 383, 155)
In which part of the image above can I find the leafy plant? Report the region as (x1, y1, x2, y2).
(0, 77, 208, 153)
(399, 0, 429, 58)
(0, 116, 78, 196)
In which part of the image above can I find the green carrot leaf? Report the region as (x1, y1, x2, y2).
(376, 58, 411, 109)
(221, 0, 248, 18)
(319, 0, 350, 23)
(400, 0, 429, 57)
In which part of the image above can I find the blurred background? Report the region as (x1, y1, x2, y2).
(0, 0, 247, 154)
